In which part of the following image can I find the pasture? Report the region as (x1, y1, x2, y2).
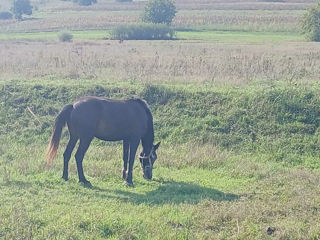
(1, 0, 320, 239)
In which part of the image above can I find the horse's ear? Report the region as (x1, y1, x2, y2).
(154, 142, 161, 150)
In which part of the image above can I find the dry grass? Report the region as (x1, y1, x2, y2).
(0, 0, 312, 33)
(0, 11, 301, 33)
(1, 39, 320, 86)
(174, 11, 302, 32)
(0, 12, 139, 33)
(39, 0, 315, 11)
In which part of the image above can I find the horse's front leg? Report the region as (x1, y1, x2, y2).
(125, 138, 139, 187)
(122, 140, 129, 180)
(75, 136, 93, 187)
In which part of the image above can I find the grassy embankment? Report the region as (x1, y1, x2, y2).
(1, 80, 320, 239)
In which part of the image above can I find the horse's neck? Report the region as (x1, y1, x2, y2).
(141, 130, 154, 154)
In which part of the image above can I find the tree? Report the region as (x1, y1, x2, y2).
(0, 12, 13, 20)
(142, 0, 176, 25)
(11, 0, 32, 20)
(58, 32, 73, 42)
(61, 0, 97, 6)
(301, 2, 320, 41)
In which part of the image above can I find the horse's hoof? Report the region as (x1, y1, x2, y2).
(80, 181, 92, 188)
(123, 181, 134, 188)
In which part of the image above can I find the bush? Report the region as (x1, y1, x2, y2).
(0, 11, 13, 20)
(11, 0, 32, 20)
(111, 23, 175, 40)
(301, 2, 320, 41)
(77, 0, 97, 6)
(62, 0, 97, 6)
(142, 0, 176, 25)
(58, 32, 73, 42)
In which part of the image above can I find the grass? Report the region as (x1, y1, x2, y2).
(1, 114, 320, 239)
(0, 136, 247, 239)
(2, 37, 320, 86)
(2, 47, 320, 239)
(2, 133, 320, 239)
(177, 30, 304, 43)
(2, 80, 320, 170)
(0, 30, 110, 40)
(0, 0, 308, 33)
(1, 0, 320, 238)
(0, 29, 303, 43)
(174, 9, 304, 32)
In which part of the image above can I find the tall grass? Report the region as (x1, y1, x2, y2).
(1, 40, 320, 85)
(174, 10, 303, 32)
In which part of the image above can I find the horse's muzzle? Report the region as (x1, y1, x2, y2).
(143, 174, 152, 180)
(143, 166, 152, 180)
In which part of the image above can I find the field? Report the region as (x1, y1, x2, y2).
(1, 0, 320, 239)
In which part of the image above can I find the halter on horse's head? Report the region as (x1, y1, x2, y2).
(139, 142, 160, 179)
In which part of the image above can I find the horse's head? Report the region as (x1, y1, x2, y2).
(139, 142, 160, 180)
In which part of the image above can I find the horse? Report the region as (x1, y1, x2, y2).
(46, 96, 160, 187)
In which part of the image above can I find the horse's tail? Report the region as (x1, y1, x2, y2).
(46, 104, 73, 165)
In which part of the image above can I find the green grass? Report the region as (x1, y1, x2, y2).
(0, 139, 245, 239)
(2, 135, 320, 239)
(0, 30, 110, 40)
(2, 80, 320, 165)
(0, 29, 305, 43)
(2, 79, 320, 238)
(177, 30, 304, 43)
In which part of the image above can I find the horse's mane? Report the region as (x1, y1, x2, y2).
(130, 98, 154, 142)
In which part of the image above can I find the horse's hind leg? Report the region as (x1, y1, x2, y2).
(75, 136, 93, 186)
(125, 138, 140, 187)
(62, 135, 78, 181)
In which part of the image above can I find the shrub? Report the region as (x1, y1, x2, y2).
(0, 11, 13, 20)
(62, 0, 97, 6)
(58, 32, 73, 42)
(301, 2, 320, 41)
(111, 23, 175, 40)
(11, 0, 32, 20)
(142, 0, 176, 25)
(77, 0, 97, 6)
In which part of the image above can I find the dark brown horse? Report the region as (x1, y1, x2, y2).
(46, 96, 160, 187)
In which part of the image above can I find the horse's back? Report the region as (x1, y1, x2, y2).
(70, 97, 148, 141)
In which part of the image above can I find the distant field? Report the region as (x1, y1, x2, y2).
(177, 30, 303, 42)
(0, 0, 312, 33)
(0, 29, 303, 42)
(0, 30, 110, 40)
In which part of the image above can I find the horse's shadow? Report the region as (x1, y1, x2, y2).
(93, 180, 239, 205)
(2, 179, 239, 205)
